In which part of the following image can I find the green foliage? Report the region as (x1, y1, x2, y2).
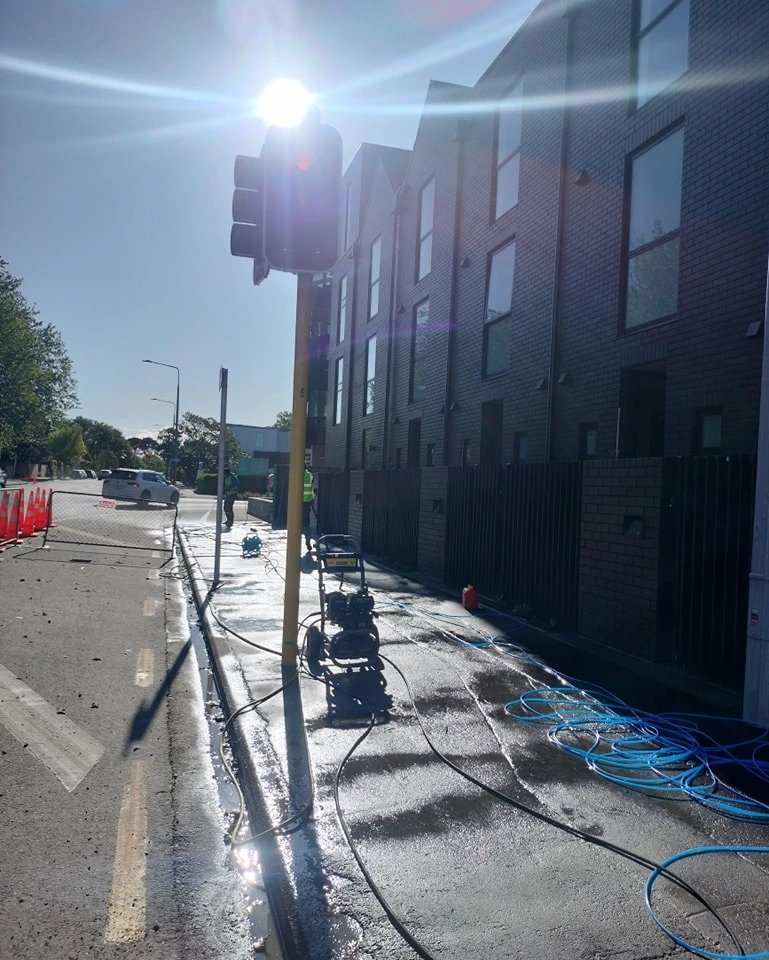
(73, 417, 136, 470)
(0, 258, 78, 460)
(141, 454, 166, 472)
(48, 422, 87, 465)
(272, 410, 292, 431)
(158, 412, 242, 486)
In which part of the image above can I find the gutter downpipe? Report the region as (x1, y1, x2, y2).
(344, 243, 359, 472)
(743, 250, 769, 726)
(545, 4, 577, 462)
(443, 119, 467, 466)
(383, 201, 402, 468)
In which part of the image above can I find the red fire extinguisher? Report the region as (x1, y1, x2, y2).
(462, 585, 478, 611)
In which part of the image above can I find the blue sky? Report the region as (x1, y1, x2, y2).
(1, 0, 537, 437)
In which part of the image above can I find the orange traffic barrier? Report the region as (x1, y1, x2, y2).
(36, 487, 46, 531)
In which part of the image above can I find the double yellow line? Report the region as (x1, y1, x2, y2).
(104, 643, 155, 943)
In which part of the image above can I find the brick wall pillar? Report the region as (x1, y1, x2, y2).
(418, 467, 449, 580)
(578, 458, 663, 660)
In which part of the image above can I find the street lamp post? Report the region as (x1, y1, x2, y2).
(151, 398, 177, 476)
(143, 360, 180, 483)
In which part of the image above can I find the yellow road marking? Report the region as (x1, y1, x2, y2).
(134, 649, 154, 688)
(142, 597, 156, 617)
(104, 760, 147, 944)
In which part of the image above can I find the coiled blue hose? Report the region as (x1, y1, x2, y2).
(645, 846, 769, 959)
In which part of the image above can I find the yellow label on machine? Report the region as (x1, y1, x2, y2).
(326, 557, 358, 568)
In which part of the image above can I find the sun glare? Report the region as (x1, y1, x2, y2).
(255, 78, 313, 127)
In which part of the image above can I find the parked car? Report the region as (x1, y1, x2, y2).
(84, 469, 96, 479)
(0, 468, 6, 488)
(102, 468, 179, 506)
(69, 469, 87, 479)
(97, 469, 112, 480)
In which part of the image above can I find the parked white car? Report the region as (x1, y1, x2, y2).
(69, 469, 87, 479)
(102, 468, 179, 506)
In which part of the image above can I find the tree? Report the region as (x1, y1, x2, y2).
(48, 423, 87, 467)
(73, 417, 136, 470)
(0, 259, 77, 461)
(272, 410, 292, 431)
(157, 412, 241, 485)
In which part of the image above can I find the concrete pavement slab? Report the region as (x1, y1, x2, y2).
(179, 515, 769, 960)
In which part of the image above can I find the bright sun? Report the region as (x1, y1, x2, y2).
(255, 79, 314, 128)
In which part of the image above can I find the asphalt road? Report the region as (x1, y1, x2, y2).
(0, 496, 252, 960)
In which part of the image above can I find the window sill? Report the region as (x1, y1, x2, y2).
(619, 313, 677, 337)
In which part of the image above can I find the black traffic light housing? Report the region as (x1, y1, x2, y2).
(230, 154, 270, 286)
(261, 113, 343, 274)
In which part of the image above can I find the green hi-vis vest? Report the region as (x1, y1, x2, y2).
(224, 475, 238, 497)
(303, 470, 314, 503)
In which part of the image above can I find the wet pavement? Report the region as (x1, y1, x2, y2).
(178, 509, 769, 960)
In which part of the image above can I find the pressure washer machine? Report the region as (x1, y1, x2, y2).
(304, 535, 390, 718)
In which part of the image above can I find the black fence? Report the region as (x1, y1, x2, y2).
(317, 471, 349, 537)
(361, 469, 420, 569)
(445, 463, 582, 627)
(659, 455, 755, 688)
(271, 463, 289, 529)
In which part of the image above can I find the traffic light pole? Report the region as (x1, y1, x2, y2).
(282, 273, 312, 666)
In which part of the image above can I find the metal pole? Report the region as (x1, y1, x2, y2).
(282, 273, 312, 667)
(213, 367, 228, 588)
(744, 255, 769, 725)
(173, 369, 180, 484)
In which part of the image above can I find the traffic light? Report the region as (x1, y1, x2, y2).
(230, 154, 270, 286)
(261, 114, 343, 273)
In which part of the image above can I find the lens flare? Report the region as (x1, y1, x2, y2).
(255, 78, 313, 127)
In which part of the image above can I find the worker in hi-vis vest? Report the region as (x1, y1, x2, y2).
(223, 467, 239, 527)
(302, 465, 316, 553)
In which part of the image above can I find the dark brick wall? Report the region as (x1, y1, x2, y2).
(347, 165, 397, 472)
(388, 81, 469, 469)
(448, 0, 567, 466)
(578, 458, 662, 659)
(418, 467, 449, 578)
(552, 0, 769, 461)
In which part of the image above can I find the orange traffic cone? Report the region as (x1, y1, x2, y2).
(0, 492, 9, 549)
(9, 490, 23, 543)
(21, 490, 37, 538)
(32, 488, 43, 532)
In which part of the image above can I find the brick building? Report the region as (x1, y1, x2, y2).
(308, 0, 769, 690)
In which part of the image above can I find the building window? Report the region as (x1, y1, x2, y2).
(343, 181, 353, 251)
(337, 275, 347, 344)
(254, 432, 265, 450)
(494, 79, 523, 219)
(417, 177, 434, 280)
(407, 418, 421, 468)
(484, 240, 515, 377)
(693, 407, 722, 453)
(369, 236, 381, 319)
(461, 439, 472, 466)
(426, 443, 435, 467)
(410, 299, 429, 402)
(579, 422, 599, 459)
(364, 335, 376, 416)
(625, 128, 684, 330)
(333, 357, 344, 426)
(513, 431, 528, 462)
(635, 0, 690, 108)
